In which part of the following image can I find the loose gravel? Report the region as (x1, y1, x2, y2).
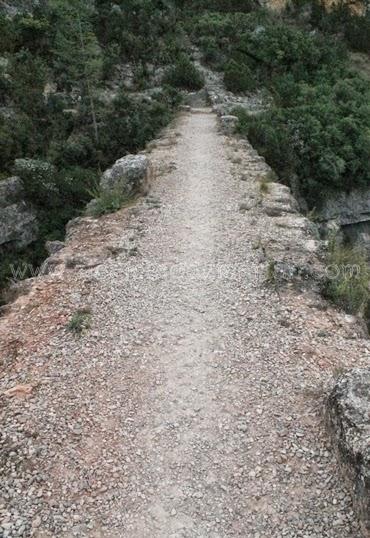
(1, 109, 370, 537)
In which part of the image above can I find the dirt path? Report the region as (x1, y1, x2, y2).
(1, 109, 368, 537)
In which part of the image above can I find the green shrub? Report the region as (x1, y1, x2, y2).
(224, 59, 256, 93)
(67, 307, 91, 334)
(211, 0, 255, 12)
(299, 0, 370, 54)
(101, 43, 121, 80)
(198, 36, 222, 66)
(12, 158, 59, 206)
(236, 74, 370, 205)
(247, 22, 345, 81)
(164, 54, 204, 91)
(344, 15, 370, 53)
(85, 187, 130, 218)
(0, 14, 16, 53)
(323, 238, 370, 314)
(11, 160, 96, 242)
(14, 15, 50, 55)
(56, 166, 98, 207)
(185, 1, 255, 14)
(259, 171, 276, 194)
(231, 23, 370, 207)
(235, 107, 298, 185)
(0, 67, 10, 107)
(98, 89, 179, 168)
(9, 50, 48, 117)
(57, 134, 96, 167)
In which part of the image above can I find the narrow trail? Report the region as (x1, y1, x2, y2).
(1, 109, 366, 537)
(74, 109, 359, 536)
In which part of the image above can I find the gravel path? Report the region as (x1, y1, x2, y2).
(1, 108, 368, 537)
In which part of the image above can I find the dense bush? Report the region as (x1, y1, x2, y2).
(163, 54, 204, 90)
(234, 44, 370, 204)
(293, 0, 370, 54)
(192, 9, 348, 81)
(98, 88, 180, 168)
(13, 15, 51, 55)
(197, 36, 221, 66)
(189, 12, 367, 207)
(344, 14, 370, 52)
(56, 134, 96, 168)
(0, 15, 14, 54)
(191, 11, 269, 48)
(85, 187, 130, 218)
(224, 59, 256, 93)
(322, 237, 370, 314)
(178, 0, 255, 13)
(12, 159, 58, 206)
(191, 6, 370, 206)
(95, 0, 182, 67)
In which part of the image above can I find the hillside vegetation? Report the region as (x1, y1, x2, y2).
(189, 3, 370, 209)
(0, 0, 199, 296)
(1, 0, 370, 302)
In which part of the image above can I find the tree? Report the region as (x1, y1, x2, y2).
(10, 49, 47, 117)
(51, 0, 102, 143)
(0, 14, 15, 54)
(14, 14, 50, 55)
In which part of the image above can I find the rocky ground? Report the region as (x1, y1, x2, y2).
(1, 108, 370, 538)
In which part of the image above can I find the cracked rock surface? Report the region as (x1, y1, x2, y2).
(327, 368, 370, 536)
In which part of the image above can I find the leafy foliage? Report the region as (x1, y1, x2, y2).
(2, 0, 370, 299)
(177, 0, 255, 13)
(201, 16, 369, 207)
(192, 5, 370, 311)
(85, 187, 130, 218)
(0, 0, 183, 295)
(291, 0, 370, 54)
(67, 307, 92, 334)
(163, 54, 204, 90)
(322, 237, 370, 314)
(12, 159, 58, 206)
(224, 59, 255, 93)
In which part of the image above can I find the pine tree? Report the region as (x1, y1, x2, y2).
(51, 0, 102, 142)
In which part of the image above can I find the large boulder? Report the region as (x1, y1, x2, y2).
(317, 185, 370, 259)
(100, 154, 151, 197)
(0, 203, 38, 248)
(0, 176, 23, 207)
(318, 186, 370, 226)
(0, 177, 38, 248)
(327, 368, 370, 536)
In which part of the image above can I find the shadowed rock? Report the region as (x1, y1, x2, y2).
(327, 368, 370, 536)
(0, 177, 38, 248)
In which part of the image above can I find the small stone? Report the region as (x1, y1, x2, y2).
(239, 202, 253, 212)
(32, 516, 41, 529)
